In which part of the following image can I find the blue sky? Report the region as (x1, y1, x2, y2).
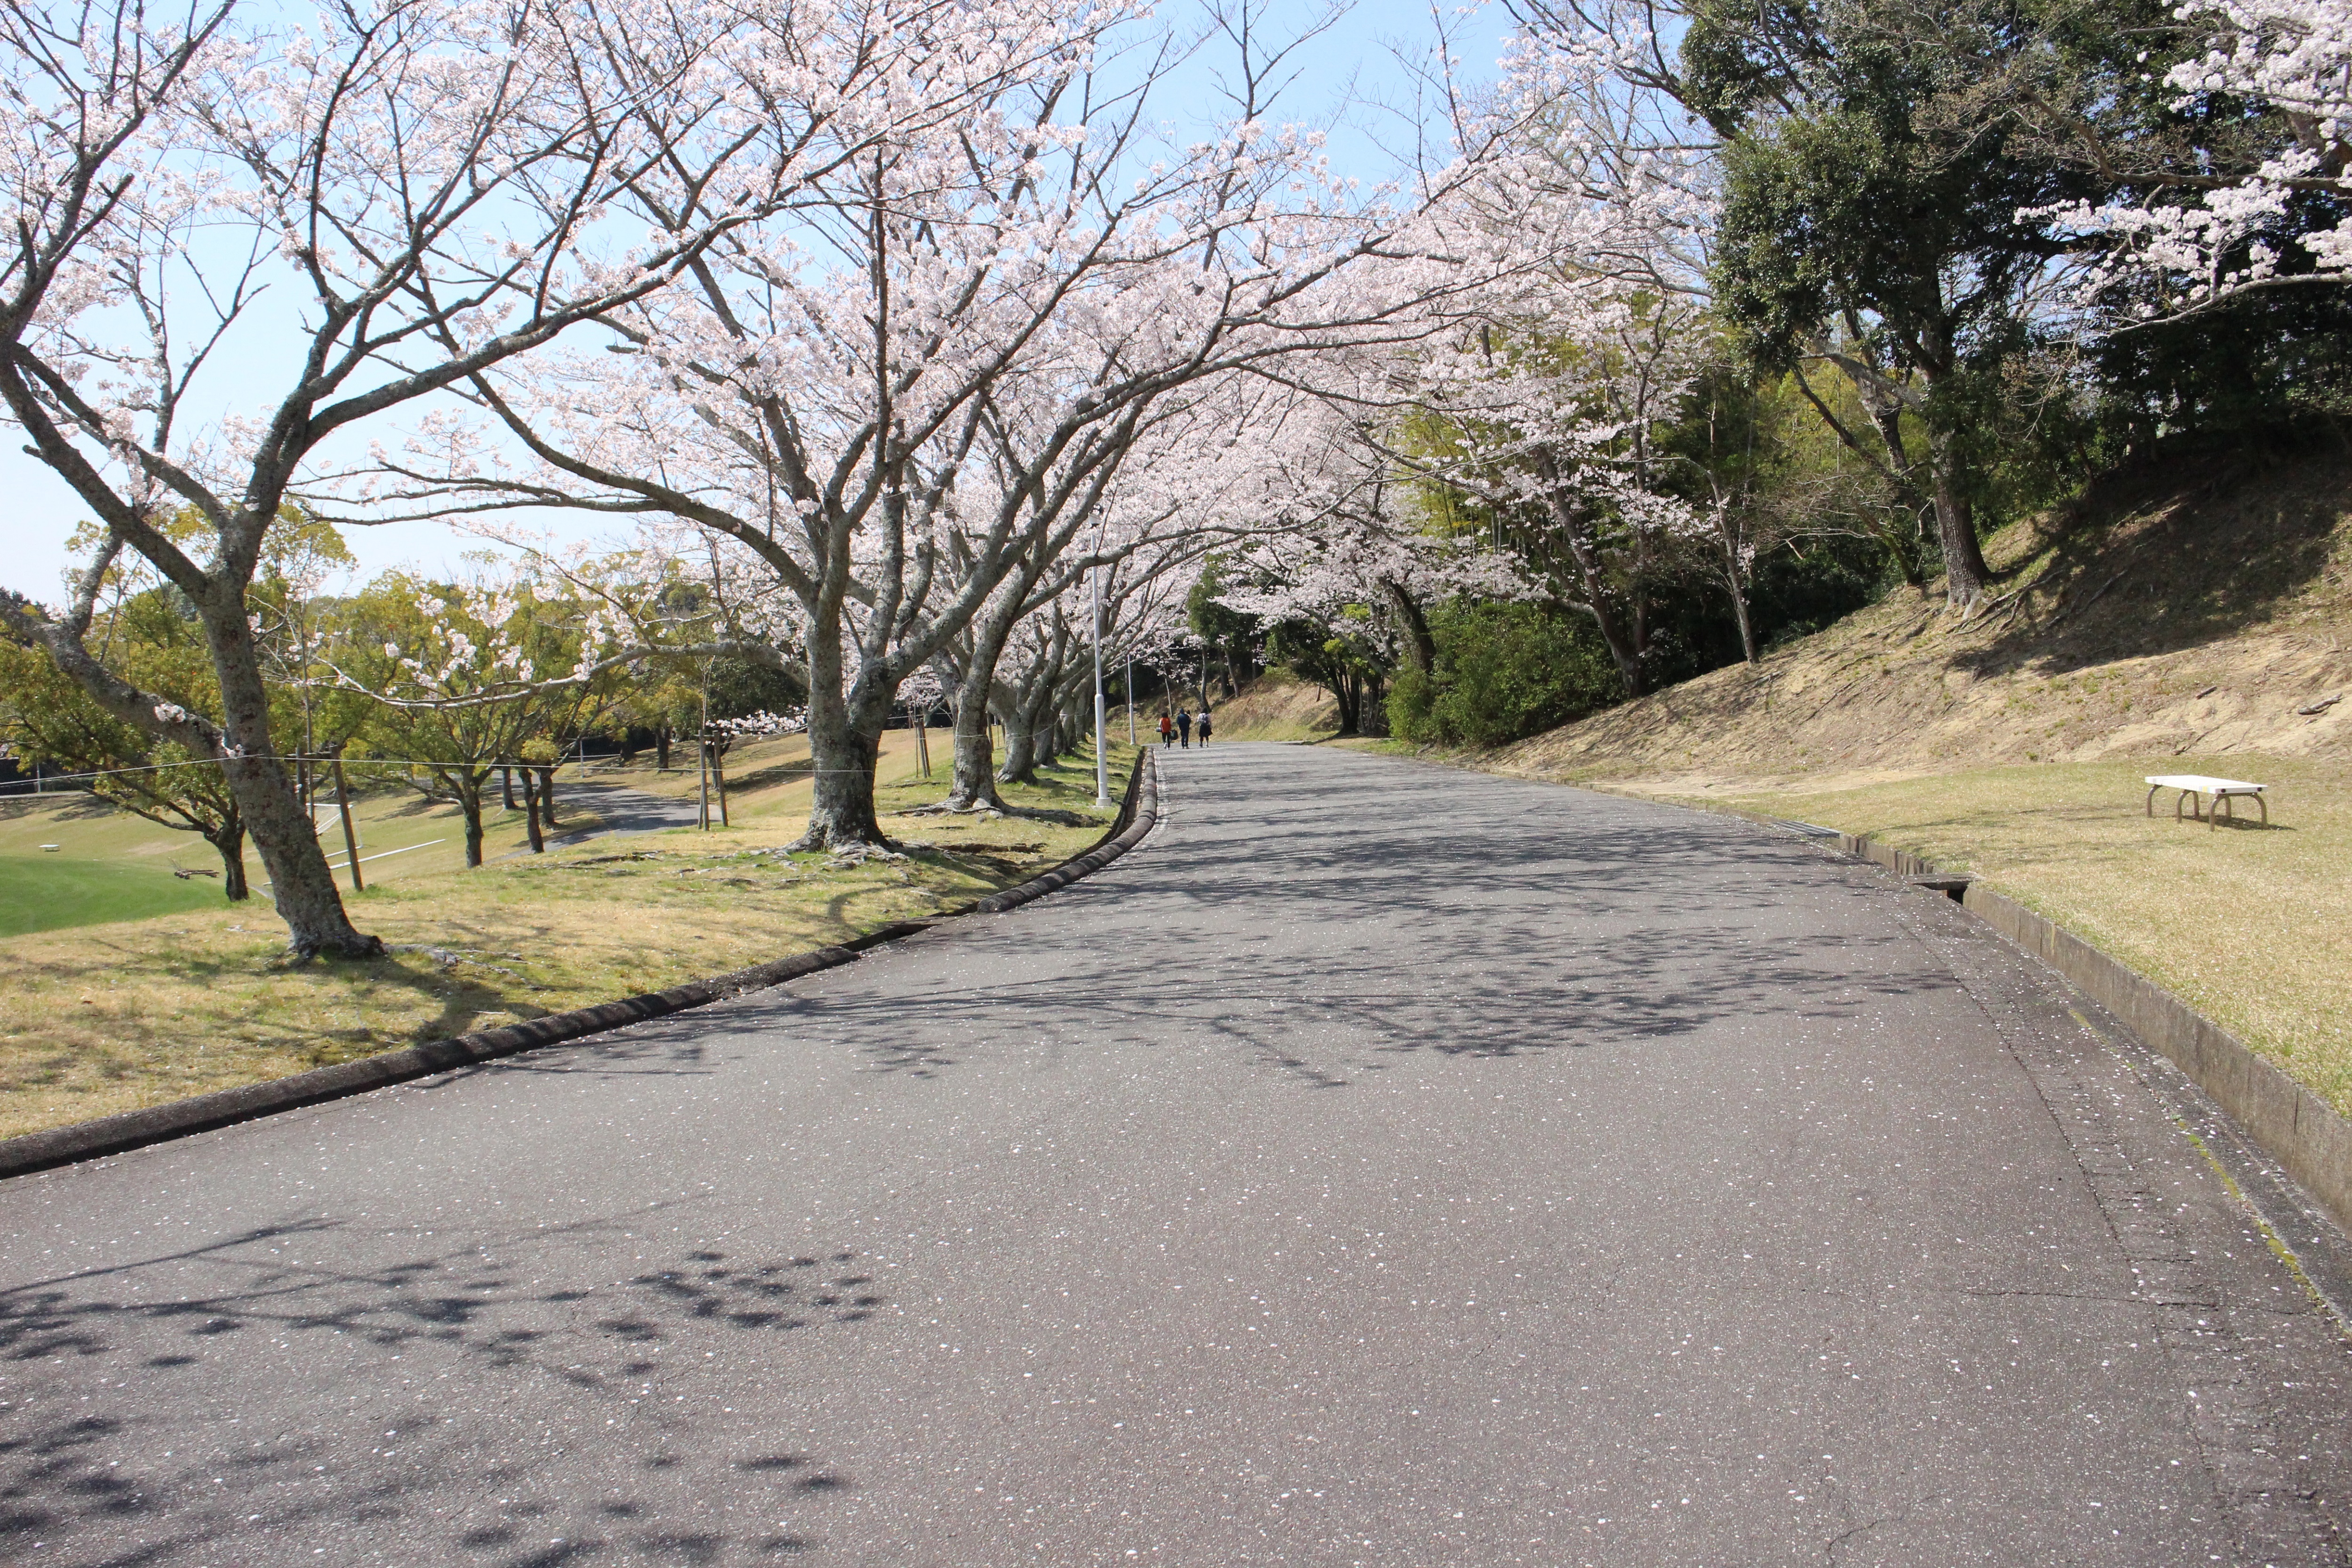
(0, 0, 1520, 602)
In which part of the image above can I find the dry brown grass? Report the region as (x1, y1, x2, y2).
(1207, 671, 1340, 741)
(1491, 447, 2352, 788)
(0, 743, 1133, 1142)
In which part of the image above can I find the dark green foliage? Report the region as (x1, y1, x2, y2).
(1690, 0, 2090, 378)
(1749, 535, 1903, 651)
(2090, 291, 2352, 450)
(1188, 559, 1260, 697)
(1387, 602, 1624, 748)
(704, 655, 807, 722)
(1266, 613, 1389, 737)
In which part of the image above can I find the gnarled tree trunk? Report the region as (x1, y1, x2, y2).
(794, 629, 897, 850)
(1928, 424, 1993, 610)
(997, 706, 1038, 784)
(207, 817, 250, 902)
(198, 609, 380, 955)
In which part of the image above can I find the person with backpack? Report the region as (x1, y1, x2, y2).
(1196, 708, 1212, 746)
(1176, 708, 1192, 747)
(1158, 711, 1174, 746)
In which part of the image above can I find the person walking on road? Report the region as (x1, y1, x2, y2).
(1196, 709, 1212, 746)
(1176, 709, 1192, 747)
(1158, 711, 1174, 746)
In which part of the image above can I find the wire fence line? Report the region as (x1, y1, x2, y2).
(0, 752, 956, 791)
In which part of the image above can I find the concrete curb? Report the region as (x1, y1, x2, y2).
(0, 754, 1161, 1182)
(1834, 829, 2352, 1241)
(975, 748, 1159, 915)
(0, 934, 903, 1182)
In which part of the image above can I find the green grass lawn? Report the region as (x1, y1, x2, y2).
(0, 853, 230, 937)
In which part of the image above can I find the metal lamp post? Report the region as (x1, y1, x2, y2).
(1091, 566, 1111, 809)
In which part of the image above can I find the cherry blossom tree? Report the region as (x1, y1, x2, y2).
(368, 0, 1559, 852)
(2037, 0, 2352, 323)
(335, 561, 621, 868)
(915, 374, 1303, 811)
(0, 0, 1054, 953)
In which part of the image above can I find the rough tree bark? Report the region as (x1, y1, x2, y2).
(1381, 577, 1437, 676)
(1928, 424, 1993, 610)
(998, 705, 1039, 784)
(439, 767, 489, 868)
(794, 629, 897, 850)
(207, 817, 250, 901)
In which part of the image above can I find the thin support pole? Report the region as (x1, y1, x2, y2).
(1126, 653, 1135, 746)
(1091, 568, 1110, 808)
(333, 757, 364, 893)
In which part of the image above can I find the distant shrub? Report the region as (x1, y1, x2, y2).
(1389, 601, 1624, 748)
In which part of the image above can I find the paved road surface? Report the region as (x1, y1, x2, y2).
(3, 745, 2347, 1567)
(551, 780, 706, 846)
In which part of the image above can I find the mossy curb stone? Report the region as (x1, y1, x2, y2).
(0, 753, 1162, 1181)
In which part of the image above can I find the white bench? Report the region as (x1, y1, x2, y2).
(2145, 773, 2267, 829)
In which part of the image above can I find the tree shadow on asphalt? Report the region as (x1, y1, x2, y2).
(705, 792, 1955, 1088)
(0, 1202, 884, 1566)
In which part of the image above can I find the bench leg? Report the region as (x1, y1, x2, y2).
(2257, 794, 2269, 827)
(2213, 794, 2226, 830)
(2146, 784, 2160, 817)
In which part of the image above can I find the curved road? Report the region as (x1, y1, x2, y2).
(3, 745, 2347, 1566)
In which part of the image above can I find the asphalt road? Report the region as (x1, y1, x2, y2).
(3, 744, 2347, 1567)
(548, 780, 706, 846)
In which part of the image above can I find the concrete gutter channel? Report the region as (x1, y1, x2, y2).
(0, 752, 1161, 1182)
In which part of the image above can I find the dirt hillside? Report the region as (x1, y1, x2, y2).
(1202, 671, 1340, 741)
(1491, 445, 2352, 791)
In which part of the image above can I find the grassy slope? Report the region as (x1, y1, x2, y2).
(1429, 446, 2352, 1114)
(1202, 670, 1341, 741)
(0, 734, 1135, 1141)
(1493, 447, 2352, 787)
(0, 855, 226, 938)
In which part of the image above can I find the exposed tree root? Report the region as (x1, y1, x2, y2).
(897, 800, 1090, 826)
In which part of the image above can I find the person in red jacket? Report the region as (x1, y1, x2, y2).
(1158, 711, 1174, 746)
